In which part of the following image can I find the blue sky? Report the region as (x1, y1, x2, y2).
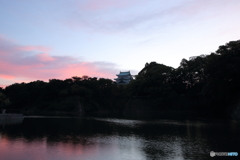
(1, 0, 240, 87)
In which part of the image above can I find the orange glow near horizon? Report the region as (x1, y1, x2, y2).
(0, 74, 15, 79)
(0, 37, 118, 86)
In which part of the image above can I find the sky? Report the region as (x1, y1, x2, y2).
(1, 0, 240, 87)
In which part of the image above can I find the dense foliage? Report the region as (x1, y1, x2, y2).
(0, 76, 126, 114)
(1, 40, 240, 117)
(126, 40, 240, 116)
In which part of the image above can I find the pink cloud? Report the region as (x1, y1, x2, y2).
(18, 45, 51, 52)
(0, 36, 119, 86)
(0, 74, 15, 79)
(37, 53, 56, 62)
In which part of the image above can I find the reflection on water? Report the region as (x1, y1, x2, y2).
(0, 117, 239, 160)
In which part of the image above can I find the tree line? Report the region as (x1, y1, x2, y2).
(1, 40, 240, 117)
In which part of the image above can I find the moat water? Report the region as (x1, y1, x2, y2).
(0, 117, 239, 160)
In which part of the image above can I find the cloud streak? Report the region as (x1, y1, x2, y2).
(0, 36, 120, 85)
(65, 0, 240, 34)
(78, 0, 140, 11)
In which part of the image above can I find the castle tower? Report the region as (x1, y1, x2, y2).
(114, 71, 133, 85)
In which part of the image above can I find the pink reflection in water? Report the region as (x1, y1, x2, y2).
(0, 135, 101, 160)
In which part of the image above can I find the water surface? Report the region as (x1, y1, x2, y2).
(0, 117, 239, 160)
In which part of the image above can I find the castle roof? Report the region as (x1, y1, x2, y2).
(116, 71, 132, 76)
